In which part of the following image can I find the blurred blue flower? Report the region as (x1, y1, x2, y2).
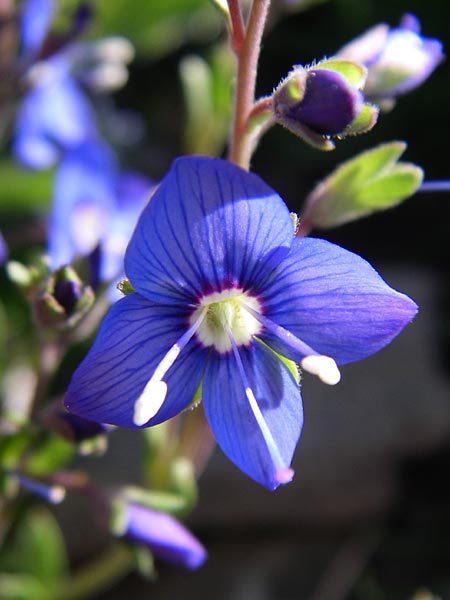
(48, 140, 152, 288)
(14, 0, 134, 168)
(0, 231, 7, 263)
(113, 502, 207, 569)
(19, 0, 55, 58)
(337, 13, 444, 105)
(64, 156, 417, 490)
(14, 0, 98, 168)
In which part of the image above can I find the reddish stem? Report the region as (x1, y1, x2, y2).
(227, 0, 245, 53)
(228, 0, 271, 170)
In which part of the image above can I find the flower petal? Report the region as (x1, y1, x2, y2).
(202, 341, 303, 490)
(100, 171, 153, 283)
(125, 156, 294, 304)
(48, 140, 118, 268)
(20, 0, 55, 57)
(120, 503, 207, 569)
(14, 74, 97, 169)
(259, 237, 417, 364)
(65, 294, 208, 427)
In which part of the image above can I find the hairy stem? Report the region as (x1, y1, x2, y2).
(228, 0, 271, 170)
(227, 0, 245, 52)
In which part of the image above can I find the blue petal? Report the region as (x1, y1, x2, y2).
(202, 341, 303, 490)
(99, 171, 153, 283)
(20, 0, 55, 57)
(65, 294, 208, 427)
(259, 237, 418, 364)
(48, 140, 118, 268)
(123, 503, 207, 569)
(125, 156, 294, 304)
(14, 73, 97, 169)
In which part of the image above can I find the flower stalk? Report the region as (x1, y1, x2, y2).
(228, 0, 271, 169)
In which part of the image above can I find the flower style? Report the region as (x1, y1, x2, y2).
(112, 502, 207, 569)
(48, 140, 152, 288)
(337, 13, 444, 106)
(65, 156, 417, 490)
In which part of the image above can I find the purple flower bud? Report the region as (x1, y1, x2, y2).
(113, 502, 207, 570)
(272, 63, 372, 149)
(284, 68, 363, 135)
(337, 13, 444, 103)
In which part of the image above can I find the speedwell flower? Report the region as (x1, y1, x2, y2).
(111, 502, 207, 569)
(65, 156, 417, 490)
(48, 140, 152, 289)
(337, 13, 444, 106)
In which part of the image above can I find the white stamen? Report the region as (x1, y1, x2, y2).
(48, 485, 66, 505)
(132, 312, 207, 426)
(133, 380, 168, 426)
(301, 355, 341, 385)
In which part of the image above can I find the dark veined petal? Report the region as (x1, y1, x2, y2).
(202, 341, 303, 490)
(125, 156, 294, 305)
(259, 237, 417, 364)
(65, 294, 208, 428)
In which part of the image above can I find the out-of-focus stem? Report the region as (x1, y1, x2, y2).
(56, 543, 134, 600)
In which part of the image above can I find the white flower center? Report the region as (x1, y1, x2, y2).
(190, 289, 262, 353)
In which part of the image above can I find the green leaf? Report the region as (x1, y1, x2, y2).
(92, 0, 219, 57)
(0, 161, 52, 215)
(0, 507, 68, 586)
(180, 46, 234, 156)
(23, 434, 74, 477)
(303, 141, 424, 228)
(0, 574, 49, 600)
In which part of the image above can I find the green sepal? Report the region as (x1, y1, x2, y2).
(342, 103, 379, 136)
(33, 266, 94, 329)
(121, 486, 190, 515)
(303, 141, 424, 228)
(314, 59, 367, 89)
(256, 338, 300, 385)
(275, 114, 335, 151)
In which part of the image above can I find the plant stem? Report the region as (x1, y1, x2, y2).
(56, 543, 134, 600)
(228, 0, 271, 170)
(227, 0, 245, 52)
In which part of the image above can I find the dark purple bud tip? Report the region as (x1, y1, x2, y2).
(288, 69, 363, 135)
(53, 279, 83, 316)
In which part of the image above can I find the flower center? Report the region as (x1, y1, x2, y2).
(190, 289, 262, 353)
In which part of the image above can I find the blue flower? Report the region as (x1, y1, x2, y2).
(14, 0, 98, 168)
(14, 1, 133, 169)
(47, 140, 152, 288)
(112, 502, 207, 569)
(337, 13, 444, 105)
(64, 156, 417, 490)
